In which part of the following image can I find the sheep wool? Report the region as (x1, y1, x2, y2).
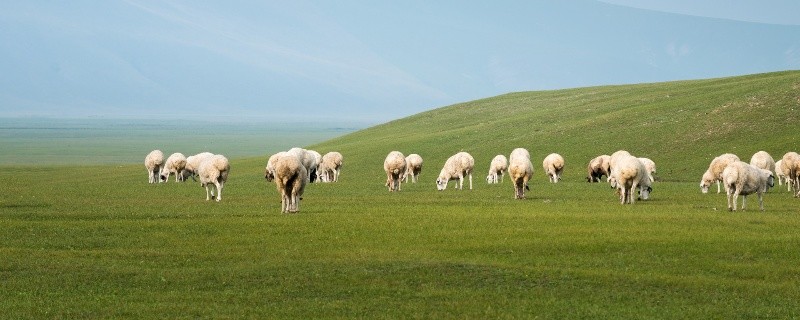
(508, 148, 533, 199)
(781, 152, 800, 196)
(271, 153, 307, 213)
(318, 151, 344, 182)
(700, 153, 740, 194)
(160, 152, 187, 183)
(182, 152, 214, 182)
(608, 155, 646, 204)
(586, 154, 610, 183)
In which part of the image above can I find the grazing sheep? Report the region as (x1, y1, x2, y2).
(542, 153, 565, 183)
(145, 150, 165, 184)
(508, 148, 533, 199)
(700, 153, 740, 194)
(608, 150, 632, 173)
(586, 155, 611, 182)
(307, 150, 323, 182)
(638, 157, 656, 182)
(181, 152, 214, 182)
(269, 153, 307, 213)
(288, 147, 318, 182)
(750, 151, 775, 173)
(384, 151, 407, 192)
(436, 152, 475, 191)
(775, 159, 790, 188)
(198, 154, 230, 202)
(607, 155, 646, 204)
(403, 154, 423, 183)
(781, 152, 800, 196)
(486, 154, 508, 184)
(160, 152, 187, 182)
(722, 161, 774, 211)
(318, 151, 344, 182)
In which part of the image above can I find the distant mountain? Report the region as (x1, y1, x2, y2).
(0, 1, 798, 122)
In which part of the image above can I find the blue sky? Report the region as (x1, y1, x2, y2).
(0, 1, 798, 123)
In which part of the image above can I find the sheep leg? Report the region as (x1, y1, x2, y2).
(205, 185, 212, 201)
(732, 190, 741, 211)
(716, 180, 721, 194)
(468, 173, 473, 190)
(215, 181, 222, 202)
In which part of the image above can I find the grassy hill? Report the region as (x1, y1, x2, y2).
(307, 70, 800, 182)
(3, 71, 800, 319)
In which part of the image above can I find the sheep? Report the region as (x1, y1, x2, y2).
(307, 150, 323, 182)
(144, 149, 164, 184)
(607, 155, 647, 204)
(317, 151, 344, 182)
(198, 154, 230, 202)
(486, 154, 508, 184)
(636, 157, 656, 183)
(403, 153, 423, 183)
(722, 161, 774, 211)
(700, 153, 740, 194)
(287, 147, 318, 182)
(781, 152, 800, 196)
(269, 153, 307, 213)
(181, 152, 214, 182)
(607, 150, 632, 175)
(750, 151, 775, 173)
(586, 155, 610, 182)
(775, 159, 791, 188)
(384, 151, 406, 192)
(436, 152, 474, 191)
(160, 152, 187, 182)
(508, 148, 533, 199)
(542, 153, 565, 183)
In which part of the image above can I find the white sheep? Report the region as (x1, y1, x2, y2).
(607, 155, 647, 204)
(403, 154, 423, 183)
(317, 151, 344, 182)
(508, 148, 533, 199)
(700, 153, 740, 194)
(307, 150, 323, 182)
(722, 161, 774, 211)
(287, 147, 318, 182)
(198, 154, 230, 202)
(436, 152, 474, 191)
(542, 153, 565, 183)
(486, 154, 508, 184)
(384, 151, 406, 192)
(775, 159, 790, 188)
(750, 151, 775, 173)
(160, 152, 187, 182)
(781, 152, 800, 196)
(586, 154, 610, 182)
(637, 157, 656, 182)
(181, 152, 214, 182)
(269, 153, 307, 213)
(144, 149, 164, 184)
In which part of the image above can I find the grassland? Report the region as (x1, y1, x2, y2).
(2, 71, 800, 318)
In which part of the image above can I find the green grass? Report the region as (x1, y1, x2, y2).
(3, 71, 800, 318)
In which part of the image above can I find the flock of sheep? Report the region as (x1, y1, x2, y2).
(146, 145, 797, 213)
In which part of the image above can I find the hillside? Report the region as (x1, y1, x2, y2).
(309, 70, 800, 182)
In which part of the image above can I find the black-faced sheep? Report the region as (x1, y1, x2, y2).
(317, 151, 344, 182)
(722, 161, 774, 211)
(486, 154, 508, 184)
(145, 149, 164, 184)
(700, 153, 740, 194)
(384, 151, 406, 192)
(436, 152, 474, 191)
(586, 154, 610, 182)
(181, 152, 214, 182)
(403, 154, 423, 183)
(508, 148, 533, 199)
(607, 155, 646, 204)
(269, 153, 307, 213)
(781, 152, 800, 196)
(160, 152, 187, 182)
(198, 154, 230, 202)
(542, 153, 565, 183)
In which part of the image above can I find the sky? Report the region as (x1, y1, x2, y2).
(0, 1, 798, 123)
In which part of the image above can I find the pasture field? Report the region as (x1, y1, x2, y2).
(3, 70, 800, 318)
